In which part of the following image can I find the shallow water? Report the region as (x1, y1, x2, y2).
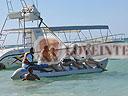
(0, 59, 128, 96)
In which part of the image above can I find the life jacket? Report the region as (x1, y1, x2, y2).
(22, 52, 33, 64)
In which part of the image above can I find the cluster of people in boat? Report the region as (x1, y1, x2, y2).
(21, 44, 98, 81)
(22, 45, 96, 71)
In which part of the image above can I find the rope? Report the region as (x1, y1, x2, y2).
(42, 21, 67, 47)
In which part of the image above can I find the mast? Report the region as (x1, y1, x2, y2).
(7, 0, 41, 47)
(23, 8, 26, 48)
(2, 0, 68, 49)
(6, 0, 13, 13)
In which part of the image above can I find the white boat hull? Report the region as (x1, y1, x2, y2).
(11, 58, 108, 80)
(0, 48, 29, 68)
(35, 68, 103, 77)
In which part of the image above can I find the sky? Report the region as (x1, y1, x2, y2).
(0, 0, 128, 43)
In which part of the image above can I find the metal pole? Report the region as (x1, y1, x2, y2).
(100, 29, 104, 41)
(0, 16, 8, 35)
(42, 21, 67, 47)
(23, 10, 26, 48)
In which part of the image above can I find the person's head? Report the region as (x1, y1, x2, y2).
(44, 45, 49, 51)
(28, 67, 33, 73)
(73, 44, 79, 50)
(66, 46, 69, 50)
(65, 46, 70, 55)
(86, 44, 91, 49)
(30, 47, 34, 54)
(50, 47, 55, 52)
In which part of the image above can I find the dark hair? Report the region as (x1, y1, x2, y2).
(30, 47, 34, 54)
(30, 47, 34, 51)
(28, 67, 33, 73)
(44, 45, 49, 49)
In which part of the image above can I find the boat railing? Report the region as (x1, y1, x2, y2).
(64, 33, 125, 44)
(91, 33, 125, 43)
(0, 33, 8, 49)
(83, 33, 125, 44)
(0, 33, 33, 50)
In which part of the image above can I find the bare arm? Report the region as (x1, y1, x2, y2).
(34, 74, 40, 80)
(22, 78, 26, 81)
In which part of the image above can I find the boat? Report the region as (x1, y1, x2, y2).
(0, 24, 124, 68)
(0, 25, 114, 69)
(0, 0, 123, 69)
(11, 57, 108, 80)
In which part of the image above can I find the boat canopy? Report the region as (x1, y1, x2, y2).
(3, 25, 109, 32)
(48, 25, 109, 31)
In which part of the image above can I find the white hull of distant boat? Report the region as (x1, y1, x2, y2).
(11, 58, 108, 80)
(0, 47, 29, 68)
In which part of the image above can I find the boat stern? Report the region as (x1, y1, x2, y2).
(11, 68, 28, 80)
(97, 58, 108, 69)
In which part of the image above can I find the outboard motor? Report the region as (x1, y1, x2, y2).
(11, 68, 28, 80)
(0, 63, 6, 70)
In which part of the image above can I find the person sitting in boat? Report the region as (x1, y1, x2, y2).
(42, 45, 52, 62)
(38, 45, 61, 72)
(70, 44, 86, 69)
(70, 44, 82, 60)
(49, 47, 58, 61)
(22, 47, 36, 69)
(85, 44, 93, 60)
(84, 44, 99, 68)
(22, 67, 40, 81)
(62, 47, 82, 70)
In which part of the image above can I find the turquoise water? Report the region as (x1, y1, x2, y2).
(0, 59, 128, 96)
